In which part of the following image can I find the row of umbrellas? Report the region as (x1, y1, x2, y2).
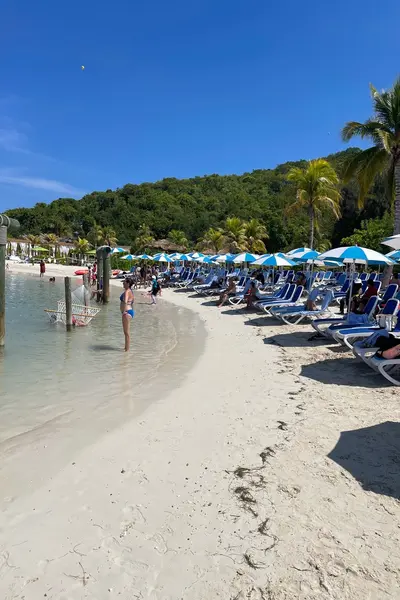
(109, 245, 397, 267)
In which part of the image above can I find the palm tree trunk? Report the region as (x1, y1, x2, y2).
(309, 205, 314, 249)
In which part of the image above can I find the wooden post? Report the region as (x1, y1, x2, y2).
(96, 254, 103, 303)
(0, 227, 6, 347)
(102, 252, 110, 303)
(82, 273, 89, 307)
(65, 276, 73, 331)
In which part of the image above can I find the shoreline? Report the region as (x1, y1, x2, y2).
(1, 268, 400, 598)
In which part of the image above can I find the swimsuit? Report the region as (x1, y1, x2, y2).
(120, 292, 134, 318)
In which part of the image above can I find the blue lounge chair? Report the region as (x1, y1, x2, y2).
(277, 290, 334, 325)
(333, 299, 400, 348)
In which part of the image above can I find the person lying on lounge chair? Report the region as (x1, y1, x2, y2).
(217, 277, 237, 308)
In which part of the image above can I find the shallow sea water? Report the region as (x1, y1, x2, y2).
(0, 274, 205, 503)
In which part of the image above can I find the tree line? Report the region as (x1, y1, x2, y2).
(6, 77, 400, 255)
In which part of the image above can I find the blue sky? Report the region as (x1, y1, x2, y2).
(0, 0, 399, 211)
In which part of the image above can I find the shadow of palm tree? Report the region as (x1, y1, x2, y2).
(300, 356, 388, 388)
(329, 421, 400, 499)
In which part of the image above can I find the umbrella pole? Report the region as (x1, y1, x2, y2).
(347, 260, 355, 317)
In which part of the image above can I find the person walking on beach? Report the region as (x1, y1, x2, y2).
(39, 259, 46, 278)
(120, 277, 135, 352)
(150, 275, 161, 305)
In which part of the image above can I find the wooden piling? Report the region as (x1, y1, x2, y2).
(102, 252, 110, 303)
(96, 255, 103, 303)
(82, 273, 89, 307)
(65, 276, 73, 331)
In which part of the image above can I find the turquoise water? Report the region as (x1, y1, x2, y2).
(0, 273, 205, 503)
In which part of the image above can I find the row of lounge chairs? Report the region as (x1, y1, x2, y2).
(167, 266, 400, 384)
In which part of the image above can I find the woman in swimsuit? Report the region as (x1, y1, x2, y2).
(120, 277, 135, 352)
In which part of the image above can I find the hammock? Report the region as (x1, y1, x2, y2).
(45, 285, 100, 326)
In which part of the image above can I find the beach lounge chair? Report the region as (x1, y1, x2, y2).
(276, 290, 334, 325)
(256, 284, 299, 315)
(228, 279, 253, 306)
(192, 271, 216, 292)
(253, 283, 290, 308)
(254, 283, 295, 307)
(332, 299, 400, 348)
(262, 285, 305, 315)
(317, 296, 379, 340)
(367, 354, 400, 386)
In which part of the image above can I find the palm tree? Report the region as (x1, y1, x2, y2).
(168, 229, 189, 250)
(198, 227, 225, 253)
(26, 234, 41, 257)
(244, 219, 268, 253)
(100, 226, 118, 247)
(74, 237, 91, 260)
(224, 217, 247, 252)
(134, 224, 154, 253)
(341, 78, 400, 234)
(87, 224, 104, 248)
(286, 159, 341, 249)
(45, 233, 59, 257)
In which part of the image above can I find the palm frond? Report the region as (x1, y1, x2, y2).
(341, 119, 391, 143)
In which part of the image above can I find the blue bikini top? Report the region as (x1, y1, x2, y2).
(120, 292, 133, 304)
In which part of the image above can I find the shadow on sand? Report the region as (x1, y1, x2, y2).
(329, 421, 400, 500)
(300, 356, 388, 388)
(89, 344, 121, 352)
(263, 331, 331, 348)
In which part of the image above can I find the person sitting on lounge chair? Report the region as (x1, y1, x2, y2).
(295, 272, 307, 287)
(361, 278, 378, 302)
(245, 280, 259, 308)
(339, 279, 362, 314)
(217, 277, 237, 308)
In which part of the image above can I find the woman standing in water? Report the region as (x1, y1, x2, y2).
(120, 277, 135, 351)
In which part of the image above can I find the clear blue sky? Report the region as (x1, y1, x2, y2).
(0, 0, 399, 211)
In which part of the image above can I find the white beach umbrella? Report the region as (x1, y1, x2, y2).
(153, 253, 173, 263)
(287, 247, 312, 256)
(134, 253, 154, 260)
(233, 252, 258, 264)
(318, 246, 394, 265)
(382, 235, 400, 250)
(252, 254, 296, 267)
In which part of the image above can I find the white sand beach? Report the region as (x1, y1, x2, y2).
(2, 265, 400, 599)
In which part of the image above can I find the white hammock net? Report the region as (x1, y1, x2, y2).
(46, 285, 100, 326)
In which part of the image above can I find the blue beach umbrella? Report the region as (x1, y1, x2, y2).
(289, 249, 320, 262)
(386, 250, 400, 260)
(121, 254, 135, 260)
(287, 247, 312, 256)
(188, 252, 204, 259)
(233, 252, 258, 264)
(135, 253, 154, 260)
(319, 246, 395, 311)
(178, 254, 193, 261)
(252, 254, 296, 267)
(111, 247, 125, 254)
(153, 253, 173, 263)
(318, 246, 394, 265)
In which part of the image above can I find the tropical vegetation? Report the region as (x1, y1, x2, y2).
(341, 77, 400, 235)
(286, 159, 341, 249)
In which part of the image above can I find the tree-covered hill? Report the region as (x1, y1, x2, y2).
(5, 147, 392, 252)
